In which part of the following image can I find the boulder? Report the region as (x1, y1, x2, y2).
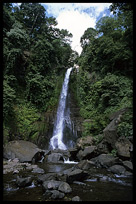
(103, 108, 128, 148)
(122, 161, 133, 172)
(69, 147, 80, 161)
(43, 189, 65, 199)
(42, 180, 71, 193)
(108, 165, 126, 175)
(37, 173, 57, 184)
(103, 119, 118, 149)
(58, 182, 72, 193)
(16, 176, 33, 188)
(115, 137, 132, 159)
(77, 146, 96, 160)
(91, 154, 119, 168)
(46, 153, 64, 163)
(32, 167, 44, 174)
(3, 140, 45, 163)
(76, 160, 95, 170)
(66, 169, 89, 183)
(97, 140, 110, 154)
(42, 180, 61, 191)
(50, 190, 65, 199)
(51, 149, 70, 159)
(76, 135, 94, 149)
(72, 196, 82, 201)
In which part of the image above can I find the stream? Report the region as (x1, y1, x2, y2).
(3, 160, 133, 201)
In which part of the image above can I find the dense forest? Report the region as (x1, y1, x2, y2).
(3, 2, 133, 151)
(71, 3, 133, 142)
(3, 3, 77, 144)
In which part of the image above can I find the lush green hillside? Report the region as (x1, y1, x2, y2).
(71, 3, 133, 140)
(3, 3, 77, 143)
(3, 3, 133, 147)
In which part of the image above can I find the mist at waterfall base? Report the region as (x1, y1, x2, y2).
(49, 68, 77, 150)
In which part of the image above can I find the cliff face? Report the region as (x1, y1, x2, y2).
(38, 84, 83, 150)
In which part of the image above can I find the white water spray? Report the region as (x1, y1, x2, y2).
(50, 68, 72, 150)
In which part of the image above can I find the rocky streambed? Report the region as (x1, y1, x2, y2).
(3, 140, 133, 201)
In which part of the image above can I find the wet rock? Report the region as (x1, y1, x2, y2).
(97, 140, 110, 154)
(13, 169, 19, 174)
(51, 149, 70, 160)
(108, 165, 126, 175)
(43, 189, 65, 200)
(91, 154, 119, 168)
(46, 153, 64, 163)
(66, 168, 89, 183)
(37, 173, 57, 184)
(3, 140, 45, 162)
(58, 182, 72, 193)
(76, 160, 95, 170)
(115, 137, 132, 159)
(73, 181, 86, 186)
(16, 176, 33, 188)
(42, 180, 72, 197)
(69, 147, 80, 161)
(32, 167, 44, 174)
(3, 159, 30, 174)
(63, 167, 75, 175)
(72, 196, 82, 201)
(50, 190, 65, 199)
(124, 171, 133, 176)
(56, 172, 67, 182)
(122, 161, 133, 172)
(42, 180, 61, 191)
(77, 146, 96, 160)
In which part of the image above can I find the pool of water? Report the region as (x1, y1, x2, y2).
(3, 161, 133, 201)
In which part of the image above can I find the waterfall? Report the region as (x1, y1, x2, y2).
(50, 68, 73, 150)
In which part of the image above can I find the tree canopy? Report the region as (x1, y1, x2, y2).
(3, 3, 75, 142)
(78, 3, 133, 77)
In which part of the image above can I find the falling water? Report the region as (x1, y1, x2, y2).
(50, 68, 73, 150)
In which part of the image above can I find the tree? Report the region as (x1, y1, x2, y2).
(80, 28, 98, 50)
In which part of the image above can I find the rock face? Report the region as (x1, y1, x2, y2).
(76, 135, 94, 149)
(58, 182, 72, 193)
(72, 196, 82, 201)
(77, 160, 95, 170)
(103, 108, 128, 148)
(91, 154, 119, 168)
(42, 180, 72, 200)
(115, 137, 132, 159)
(46, 153, 64, 163)
(108, 165, 126, 175)
(77, 146, 96, 160)
(3, 140, 45, 162)
(66, 168, 89, 183)
(16, 176, 33, 188)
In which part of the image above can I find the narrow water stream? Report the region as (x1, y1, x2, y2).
(50, 68, 73, 150)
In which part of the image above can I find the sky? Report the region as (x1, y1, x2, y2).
(16, 3, 113, 55)
(41, 3, 113, 55)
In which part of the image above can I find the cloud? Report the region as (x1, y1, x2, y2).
(56, 9, 96, 54)
(42, 3, 112, 55)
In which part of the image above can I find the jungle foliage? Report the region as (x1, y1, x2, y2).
(72, 3, 133, 137)
(3, 3, 76, 143)
(3, 3, 133, 144)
